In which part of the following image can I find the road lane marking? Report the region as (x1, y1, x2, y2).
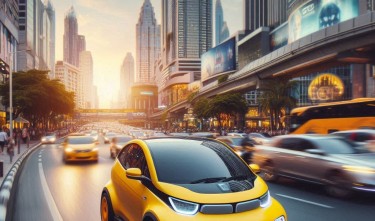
(276, 194, 334, 209)
(38, 162, 64, 221)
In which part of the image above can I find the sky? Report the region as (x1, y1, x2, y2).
(53, 0, 242, 108)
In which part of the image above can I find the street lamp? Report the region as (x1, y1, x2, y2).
(8, 49, 31, 140)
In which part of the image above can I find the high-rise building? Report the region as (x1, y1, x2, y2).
(17, 0, 55, 75)
(159, 0, 212, 106)
(243, 0, 268, 32)
(215, 0, 229, 45)
(79, 51, 94, 108)
(63, 6, 79, 67)
(77, 35, 86, 56)
(267, 0, 287, 28)
(54, 60, 81, 108)
(136, 0, 161, 84)
(119, 53, 135, 108)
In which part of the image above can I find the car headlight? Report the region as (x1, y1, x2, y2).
(260, 191, 271, 208)
(65, 147, 74, 152)
(275, 215, 286, 221)
(41, 138, 46, 141)
(92, 147, 99, 152)
(169, 197, 199, 215)
(50, 137, 56, 141)
(343, 165, 375, 174)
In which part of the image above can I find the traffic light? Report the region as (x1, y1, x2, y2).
(0, 58, 9, 75)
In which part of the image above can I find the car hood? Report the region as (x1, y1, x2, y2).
(332, 153, 375, 168)
(155, 176, 268, 204)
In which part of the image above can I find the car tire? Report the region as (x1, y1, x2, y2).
(101, 191, 115, 221)
(260, 162, 278, 182)
(325, 173, 352, 198)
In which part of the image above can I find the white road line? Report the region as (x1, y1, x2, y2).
(38, 162, 64, 221)
(276, 194, 334, 209)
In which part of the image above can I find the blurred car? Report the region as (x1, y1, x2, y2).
(149, 131, 168, 137)
(252, 134, 375, 198)
(90, 131, 99, 142)
(40, 132, 57, 144)
(169, 132, 191, 136)
(109, 135, 133, 158)
(248, 133, 272, 145)
(104, 132, 117, 144)
(190, 132, 216, 138)
(331, 129, 375, 151)
(101, 137, 287, 221)
(62, 135, 99, 163)
(216, 136, 256, 163)
(227, 132, 248, 137)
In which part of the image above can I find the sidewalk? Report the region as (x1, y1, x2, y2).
(0, 140, 39, 185)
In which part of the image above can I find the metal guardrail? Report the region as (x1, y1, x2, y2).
(0, 143, 41, 221)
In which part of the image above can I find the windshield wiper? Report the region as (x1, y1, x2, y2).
(190, 177, 227, 184)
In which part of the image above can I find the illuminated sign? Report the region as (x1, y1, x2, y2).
(308, 73, 344, 101)
(201, 37, 236, 82)
(140, 91, 154, 96)
(288, 0, 359, 44)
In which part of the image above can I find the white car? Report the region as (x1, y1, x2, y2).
(41, 132, 57, 144)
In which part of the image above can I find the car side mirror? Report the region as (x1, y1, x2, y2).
(126, 168, 151, 182)
(305, 149, 326, 155)
(249, 164, 260, 174)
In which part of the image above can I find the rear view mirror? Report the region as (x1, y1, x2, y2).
(249, 164, 260, 174)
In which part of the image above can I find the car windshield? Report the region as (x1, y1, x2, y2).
(230, 137, 244, 146)
(68, 136, 95, 144)
(147, 139, 255, 184)
(315, 138, 371, 154)
(46, 133, 56, 136)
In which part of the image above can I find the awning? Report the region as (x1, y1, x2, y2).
(13, 116, 30, 124)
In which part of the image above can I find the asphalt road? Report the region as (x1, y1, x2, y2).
(9, 137, 375, 221)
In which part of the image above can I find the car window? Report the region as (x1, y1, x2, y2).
(147, 139, 254, 184)
(314, 138, 368, 154)
(118, 144, 150, 178)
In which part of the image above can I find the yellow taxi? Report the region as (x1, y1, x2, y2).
(101, 137, 287, 221)
(62, 135, 99, 163)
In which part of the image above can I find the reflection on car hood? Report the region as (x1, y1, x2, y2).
(67, 143, 96, 150)
(155, 177, 266, 204)
(332, 153, 375, 168)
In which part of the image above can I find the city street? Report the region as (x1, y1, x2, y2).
(8, 135, 375, 221)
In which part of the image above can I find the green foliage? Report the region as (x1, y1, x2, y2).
(217, 74, 229, 84)
(0, 69, 75, 127)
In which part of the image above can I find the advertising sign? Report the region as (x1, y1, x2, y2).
(270, 22, 289, 51)
(288, 0, 359, 43)
(308, 73, 344, 101)
(201, 37, 236, 81)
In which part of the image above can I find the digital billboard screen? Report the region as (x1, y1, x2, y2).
(288, 0, 359, 43)
(201, 37, 236, 81)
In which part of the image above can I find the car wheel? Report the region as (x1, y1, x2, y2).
(260, 162, 278, 182)
(325, 173, 352, 198)
(101, 191, 115, 221)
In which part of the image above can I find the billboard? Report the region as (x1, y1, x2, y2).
(201, 37, 236, 81)
(270, 22, 289, 51)
(308, 73, 344, 101)
(288, 0, 359, 43)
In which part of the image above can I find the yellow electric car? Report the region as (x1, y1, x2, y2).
(62, 135, 99, 163)
(101, 137, 287, 221)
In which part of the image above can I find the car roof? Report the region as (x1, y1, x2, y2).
(331, 129, 375, 134)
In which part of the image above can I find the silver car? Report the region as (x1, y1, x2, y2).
(252, 134, 375, 198)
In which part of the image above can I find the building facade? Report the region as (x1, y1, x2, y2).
(159, 0, 212, 107)
(55, 60, 81, 108)
(119, 53, 135, 109)
(215, 0, 229, 46)
(136, 0, 160, 84)
(63, 6, 79, 67)
(79, 51, 94, 109)
(17, 0, 55, 76)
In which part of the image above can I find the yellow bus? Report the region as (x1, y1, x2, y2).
(288, 98, 375, 134)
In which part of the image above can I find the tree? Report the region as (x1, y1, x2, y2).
(0, 70, 75, 128)
(258, 77, 298, 131)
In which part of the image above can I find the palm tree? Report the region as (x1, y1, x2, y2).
(258, 77, 298, 131)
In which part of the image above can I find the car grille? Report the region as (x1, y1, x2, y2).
(75, 149, 91, 153)
(200, 199, 260, 214)
(229, 180, 254, 192)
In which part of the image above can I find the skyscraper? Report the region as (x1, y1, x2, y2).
(79, 51, 94, 108)
(119, 53, 135, 108)
(215, 0, 229, 46)
(77, 35, 86, 56)
(243, 0, 268, 32)
(136, 0, 161, 84)
(159, 0, 212, 106)
(17, 0, 55, 74)
(63, 6, 79, 67)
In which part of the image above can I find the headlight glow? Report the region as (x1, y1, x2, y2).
(65, 147, 74, 152)
(92, 147, 99, 152)
(41, 138, 46, 141)
(260, 191, 271, 208)
(275, 215, 286, 221)
(169, 197, 199, 215)
(343, 165, 375, 174)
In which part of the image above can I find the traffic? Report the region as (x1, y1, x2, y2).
(4, 121, 375, 221)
